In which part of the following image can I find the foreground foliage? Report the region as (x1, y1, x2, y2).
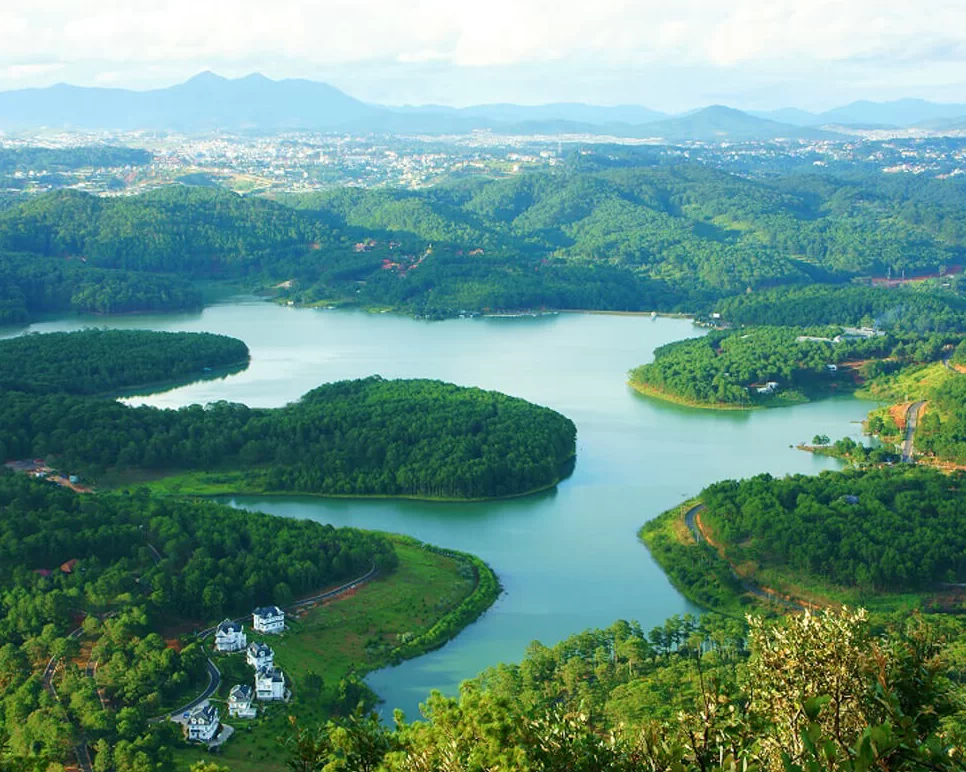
(283, 609, 966, 771)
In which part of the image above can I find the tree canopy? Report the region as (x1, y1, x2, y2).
(5, 163, 966, 319)
(0, 376, 576, 499)
(0, 329, 249, 395)
(700, 466, 966, 591)
(630, 326, 959, 407)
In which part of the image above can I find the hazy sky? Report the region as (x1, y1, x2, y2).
(2, 1, 966, 111)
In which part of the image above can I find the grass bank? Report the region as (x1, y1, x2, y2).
(120, 468, 566, 503)
(170, 536, 499, 772)
(638, 501, 749, 615)
(628, 381, 755, 411)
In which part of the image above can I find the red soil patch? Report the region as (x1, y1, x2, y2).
(891, 403, 911, 432)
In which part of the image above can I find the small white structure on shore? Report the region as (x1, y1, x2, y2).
(214, 619, 247, 652)
(246, 641, 274, 670)
(252, 605, 285, 634)
(255, 666, 286, 701)
(228, 684, 257, 718)
(184, 703, 220, 743)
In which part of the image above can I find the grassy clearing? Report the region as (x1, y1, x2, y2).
(747, 563, 923, 615)
(169, 537, 497, 771)
(857, 362, 955, 403)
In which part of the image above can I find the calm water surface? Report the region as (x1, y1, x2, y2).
(4, 301, 869, 719)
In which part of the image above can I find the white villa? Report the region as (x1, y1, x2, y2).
(184, 703, 220, 743)
(252, 605, 285, 634)
(246, 641, 275, 670)
(228, 684, 257, 719)
(255, 666, 286, 701)
(214, 619, 247, 652)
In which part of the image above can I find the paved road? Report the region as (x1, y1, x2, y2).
(901, 400, 927, 463)
(288, 563, 378, 610)
(684, 503, 805, 611)
(163, 658, 222, 721)
(146, 542, 164, 565)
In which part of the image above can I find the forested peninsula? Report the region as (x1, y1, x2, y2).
(0, 329, 250, 394)
(641, 466, 966, 613)
(0, 363, 576, 499)
(630, 325, 961, 409)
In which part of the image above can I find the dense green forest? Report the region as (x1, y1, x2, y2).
(700, 466, 966, 591)
(714, 284, 966, 331)
(0, 473, 396, 769)
(0, 251, 201, 323)
(279, 609, 966, 771)
(0, 329, 249, 394)
(0, 187, 342, 276)
(0, 376, 576, 499)
(629, 326, 958, 407)
(918, 375, 966, 463)
(3, 162, 966, 318)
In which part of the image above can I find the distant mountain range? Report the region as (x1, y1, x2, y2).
(1, 72, 965, 140)
(752, 98, 966, 129)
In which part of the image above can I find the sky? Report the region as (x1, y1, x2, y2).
(2, 1, 966, 111)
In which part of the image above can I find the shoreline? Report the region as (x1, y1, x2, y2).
(124, 469, 570, 505)
(628, 379, 755, 411)
(171, 536, 501, 770)
(273, 294, 703, 323)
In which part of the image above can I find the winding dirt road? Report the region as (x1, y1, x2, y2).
(684, 503, 806, 611)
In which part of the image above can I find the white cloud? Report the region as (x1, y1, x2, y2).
(0, 63, 64, 81)
(0, 0, 964, 106)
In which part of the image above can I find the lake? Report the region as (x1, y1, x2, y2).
(4, 300, 869, 720)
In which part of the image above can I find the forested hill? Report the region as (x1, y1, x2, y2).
(714, 284, 966, 330)
(3, 163, 966, 318)
(701, 466, 966, 591)
(0, 376, 577, 499)
(630, 326, 961, 408)
(0, 329, 250, 394)
(0, 250, 202, 324)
